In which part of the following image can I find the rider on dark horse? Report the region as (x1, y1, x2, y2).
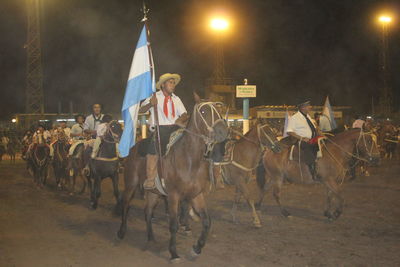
(286, 100, 323, 181)
(139, 73, 189, 190)
(91, 114, 114, 159)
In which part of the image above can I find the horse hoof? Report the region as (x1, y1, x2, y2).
(253, 222, 262, 228)
(184, 230, 192, 236)
(170, 257, 181, 264)
(190, 247, 201, 258)
(117, 230, 125, 240)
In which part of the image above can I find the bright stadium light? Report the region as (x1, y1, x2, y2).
(210, 18, 229, 31)
(11, 118, 17, 123)
(379, 15, 392, 24)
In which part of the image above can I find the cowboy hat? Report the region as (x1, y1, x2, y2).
(156, 73, 181, 90)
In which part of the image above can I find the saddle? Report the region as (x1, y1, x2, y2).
(287, 136, 326, 163)
(136, 128, 185, 158)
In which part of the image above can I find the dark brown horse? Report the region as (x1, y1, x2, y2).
(68, 142, 87, 195)
(28, 133, 51, 188)
(256, 129, 380, 221)
(117, 97, 229, 262)
(87, 120, 123, 211)
(52, 130, 70, 189)
(216, 123, 281, 227)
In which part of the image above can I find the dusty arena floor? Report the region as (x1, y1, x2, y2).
(0, 158, 399, 266)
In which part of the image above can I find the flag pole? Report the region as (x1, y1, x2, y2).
(141, 3, 165, 180)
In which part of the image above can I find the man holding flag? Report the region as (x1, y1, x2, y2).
(140, 73, 188, 190)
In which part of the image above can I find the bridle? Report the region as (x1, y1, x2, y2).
(355, 128, 379, 160)
(102, 121, 121, 144)
(230, 123, 279, 151)
(185, 102, 227, 145)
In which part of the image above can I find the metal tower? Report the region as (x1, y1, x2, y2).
(26, 0, 44, 114)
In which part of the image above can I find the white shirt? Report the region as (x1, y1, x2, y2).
(84, 114, 104, 131)
(71, 123, 84, 140)
(352, 119, 365, 129)
(142, 91, 187, 126)
(60, 127, 71, 138)
(33, 130, 51, 142)
(96, 123, 108, 137)
(319, 115, 332, 132)
(286, 111, 316, 139)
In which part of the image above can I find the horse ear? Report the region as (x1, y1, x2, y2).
(193, 91, 201, 104)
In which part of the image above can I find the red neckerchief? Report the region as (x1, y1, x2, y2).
(162, 91, 175, 118)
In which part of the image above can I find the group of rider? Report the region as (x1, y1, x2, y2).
(21, 72, 371, 189)
(23, 103, 114, 161)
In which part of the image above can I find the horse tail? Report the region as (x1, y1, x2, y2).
(256, 160, 266, 190)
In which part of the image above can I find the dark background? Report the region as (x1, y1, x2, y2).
(0, 0, 399, 119)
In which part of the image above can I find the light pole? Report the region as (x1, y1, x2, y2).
(378, 15, 392, 116)
(209, 18, 229, 83)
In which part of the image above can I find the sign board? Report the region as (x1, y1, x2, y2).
(236, 85, 256, 98)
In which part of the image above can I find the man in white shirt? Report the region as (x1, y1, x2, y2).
(140, 73, 188, 190)
(286, 100, 321, 180)
(84, 104, 104, 138)
(91, 114, 113, 158)
(68, 114, 86, 156)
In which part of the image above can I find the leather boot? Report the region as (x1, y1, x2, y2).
(308, 162, 319, 181)
(143, 154, 158, 190)
(213, 165, 225, 189)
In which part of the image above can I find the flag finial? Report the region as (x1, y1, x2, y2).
(141, 2, 149, 22)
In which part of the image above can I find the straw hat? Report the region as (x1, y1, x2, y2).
(156, 73, 181, 90)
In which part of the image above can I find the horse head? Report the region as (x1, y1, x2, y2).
(355, 129, 380, 166)
(192, 92, 229, 144)
(107, 120, 123, 143)
(257, 123, 282, 153)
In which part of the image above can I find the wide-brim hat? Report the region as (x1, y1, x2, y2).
(156, 73, 181, 90)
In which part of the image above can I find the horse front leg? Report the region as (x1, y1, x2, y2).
(117, 179, 137, 240)
(230, 186, 241, 224)
(90, 176, 100, 210)
(111, 171, 122, 215)
(179, 200, 192, 234)
(272, 180, 291, 217)
(167, 192, 180, 262)
(236, 178, 262, 228)
(144, 192, 160, 243)
(191, 193, 211, 258)
(323, 178, 343, 221)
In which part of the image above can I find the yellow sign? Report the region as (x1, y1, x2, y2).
(236, 85, 256, 98)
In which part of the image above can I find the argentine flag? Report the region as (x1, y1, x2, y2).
(322, 96, 337, 130)
(119, 25, 155, 157)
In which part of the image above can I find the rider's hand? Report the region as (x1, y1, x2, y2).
(302, 137, 310, 142)
(150, 94, 157, 106)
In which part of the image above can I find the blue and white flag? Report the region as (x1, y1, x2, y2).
(322, 96, 337, 130)
(119, 25, 155, 157)
(283, 110, 290, 137)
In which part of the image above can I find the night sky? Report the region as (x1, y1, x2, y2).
(0, 0, 399, 120)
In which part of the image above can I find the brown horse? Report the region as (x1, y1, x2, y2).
(117, 96, 229, 262)
(52, 130, 70, 189)
(28, 133, 51, 188)
(68, 142, 87, 195)
(215, 123, 281, 227)
(256, 129, 380, 221)
(377, 122, 398, 159)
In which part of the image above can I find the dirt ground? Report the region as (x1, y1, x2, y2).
(0, 157, 399, 267)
